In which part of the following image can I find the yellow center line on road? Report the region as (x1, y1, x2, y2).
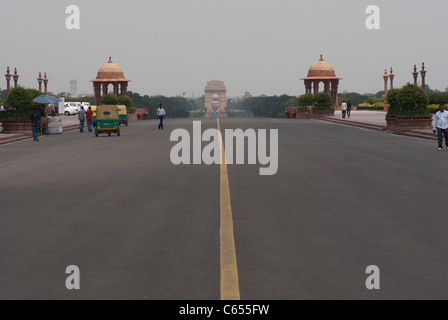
(217, 118, 241, 301)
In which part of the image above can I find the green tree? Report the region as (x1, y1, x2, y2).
(367, 97, 376, 105)
(285, 97, 299, 109)
(387, 83, 429, 116)
(101, 95, 118, 105)
(5, 87, 44, 120)
(6, 87, 33, 109)
(314, 92, 333, 110)
(436, 95, 448, 105)
(117, 95, 133, 108)
(299, 93, 315, 107)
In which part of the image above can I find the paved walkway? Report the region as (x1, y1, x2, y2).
(0, 115, 80, 145)
(319, 110, 436, 140)
(333, 110, 387, 126)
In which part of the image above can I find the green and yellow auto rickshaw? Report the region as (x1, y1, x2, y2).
(95, 105, 120, 137)
(90, 106, 98, 127)
(117, 105, 128, 126)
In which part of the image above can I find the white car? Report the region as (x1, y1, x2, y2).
(64, 103, 80, 116)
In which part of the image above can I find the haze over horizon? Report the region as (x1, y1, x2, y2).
(1, 0, 447, 98)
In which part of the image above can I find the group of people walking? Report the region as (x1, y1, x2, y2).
(340, 100, 352, 119)
(77, 104, 94, 133)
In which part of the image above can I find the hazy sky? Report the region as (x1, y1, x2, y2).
(1, 0, 447, 97)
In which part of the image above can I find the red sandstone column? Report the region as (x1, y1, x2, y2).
(120, 82, 128, 96)
(43, 73, 48, 96)
(313, 80, 318, 95)
(13, 68, 19, 88)
(412, 65, 419, 86)
(420, 63, 427, 93)
(102, 83, 109, 97)
(383, 70, 389, 111)
(389, 68, 395, 90)
(329, 82, 332, 100)
(5, 67, 12, 97)
(94, 83, 101, 106)
(324, 80, 330, 95)
(334, 80, 339, 108)
(113, 83, 119, 98)
(37, 72, 43, 93)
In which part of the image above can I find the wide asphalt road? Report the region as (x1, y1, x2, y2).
(0, 118, 447, 300)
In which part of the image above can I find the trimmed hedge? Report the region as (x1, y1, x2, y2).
(428, 104, 441, 114)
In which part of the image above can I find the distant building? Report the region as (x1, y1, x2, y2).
(70, 80, 77, 97)
(244, 91, 253, 99)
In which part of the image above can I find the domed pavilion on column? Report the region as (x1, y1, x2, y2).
(91, 57, 131, 106)
(301, 55, 342, 108)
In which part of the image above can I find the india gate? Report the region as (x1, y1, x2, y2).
(204, 79, 227, 118)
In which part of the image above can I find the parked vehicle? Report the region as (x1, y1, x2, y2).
(95, 105, 120, 137)
(64, 102, 80, 116)
(80, 102, 91, 110)
(117, 105, 128, 126)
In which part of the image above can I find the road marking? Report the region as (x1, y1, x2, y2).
(217, 118, 241, 300)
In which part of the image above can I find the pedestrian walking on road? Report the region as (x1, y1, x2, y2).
(341, 101, 348, 119)
(347, 100, 352, 119)
(433, 104, 448, 151)
(86, 106, 94, 132)
(78, 106, 86, 133)
(157, 104, 166, 130)
(30, 108, 41, 142)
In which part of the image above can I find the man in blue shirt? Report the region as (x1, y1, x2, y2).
(30, 108, 41, 142)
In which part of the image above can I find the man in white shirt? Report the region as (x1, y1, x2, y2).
(157, 104, 166, 130)
(433, 104, 448, 151)
(341, 101, 348, 119)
